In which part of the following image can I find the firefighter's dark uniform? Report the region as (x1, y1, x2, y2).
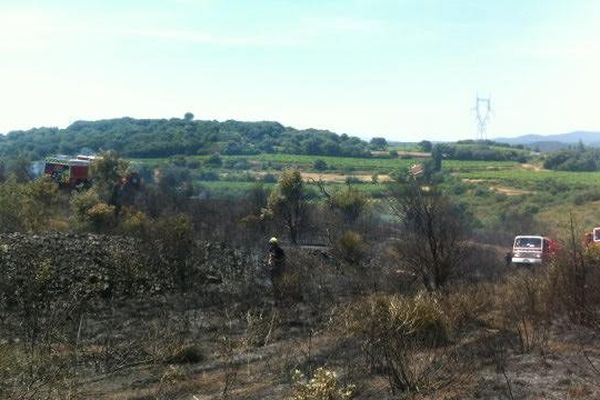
(268, 243, 286, 299)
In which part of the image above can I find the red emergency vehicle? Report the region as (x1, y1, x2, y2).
(44, 155, 95, 188)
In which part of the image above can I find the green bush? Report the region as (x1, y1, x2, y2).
(335, 230, 366, 265)
(345, 293, 448, 349)
(206, 152, 223, 167)
(313, 159, 328, 171)
(86, 203, 116, 232)
(0, 177, 59, 233)
(291, 367, 355, 400)
(70, 189, 115, 232)
(341, 293, 449, 394)
(573, 189, 600, 205)
(120, 209, 149, 236)
(330, 187, 368, 224)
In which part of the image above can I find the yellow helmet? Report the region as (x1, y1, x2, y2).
(269, 237, 278, 244)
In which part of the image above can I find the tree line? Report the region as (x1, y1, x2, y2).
(0, 115, 374, 160)
(543, 143, 600, 171)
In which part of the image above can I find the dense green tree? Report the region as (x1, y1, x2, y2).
(90, 151, 130, 204)
(266, 169, 306, 244)
(313, 159, 328, 171)
(370, 137, 387, 150)
(543, 148, 600, 171)
(418, 140, 432, 152)
(0, 177, 59, 233)
(6, 157, 34, 183)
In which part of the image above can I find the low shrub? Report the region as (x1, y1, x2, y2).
(334, 230, 366, 265)
(496, 271, 551, 353)
(290, 367, 355, 400)
(244, 308, 280, 347)
(313, 159, 328, 171)
(340, 293, 449, 394)
(442, 283, 492, 332)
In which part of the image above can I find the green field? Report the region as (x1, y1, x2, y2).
(134, 154, 519, 173)
(135, 153, 417, 173)
(132, 152, 600, 204)
(459, 168, 600, 188)
(125, 151, 600, 237)
(196, 180, 390, 199)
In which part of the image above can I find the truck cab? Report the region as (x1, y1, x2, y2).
(511, 235, 556, 266)
(590, 227, 600, 245)
(583, 227, 600, 248)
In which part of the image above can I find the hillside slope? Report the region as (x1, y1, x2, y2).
(496, 131, 600, 148)
(0, 117, 371, 159)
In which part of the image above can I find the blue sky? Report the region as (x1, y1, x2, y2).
(1, 0, 599, 141)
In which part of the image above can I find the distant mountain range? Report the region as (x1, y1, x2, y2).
(495, 131, 600, 151)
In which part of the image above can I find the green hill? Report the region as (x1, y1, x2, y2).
(0, 117, 372, 159)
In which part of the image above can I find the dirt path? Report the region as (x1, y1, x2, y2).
(253, 171, 392, 183)
(520, 163, 543, 172)
(491, 186, 533, 196)
(462, 179, 533, 195)
(301, 172, 392, 183)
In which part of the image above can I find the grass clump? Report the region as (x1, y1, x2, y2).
(340, 293, 449, 394)
(290, 367, 355, 400)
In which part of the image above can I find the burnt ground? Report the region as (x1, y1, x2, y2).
(1, 233, 599, 399)
(59, 298, 600, 400)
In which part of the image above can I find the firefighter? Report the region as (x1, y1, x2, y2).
(267, 237, 286, 299)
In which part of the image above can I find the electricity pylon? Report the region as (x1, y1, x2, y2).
(473, 95, 492, 140)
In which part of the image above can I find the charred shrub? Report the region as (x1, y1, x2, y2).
(340, 293, 449, 394)
(497, 271, 551, 353)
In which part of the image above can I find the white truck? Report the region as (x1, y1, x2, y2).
(511, 235, 557, 266)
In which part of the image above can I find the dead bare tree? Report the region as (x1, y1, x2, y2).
(390, 181, 470, 291)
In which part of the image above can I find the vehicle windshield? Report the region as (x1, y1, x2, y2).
(594, 229, 600, 242)
(514, 237, 542, 249)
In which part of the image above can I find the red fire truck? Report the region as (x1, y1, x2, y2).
(44, 155, 96, 188)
